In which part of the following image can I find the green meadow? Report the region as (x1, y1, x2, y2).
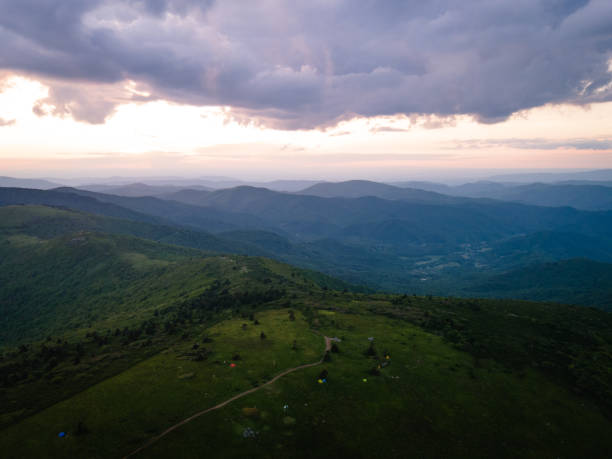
(2, 306, 612, 458)
(0, 309, 321, 458)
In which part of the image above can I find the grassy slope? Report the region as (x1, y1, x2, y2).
(0, 230, 195, 345)
(0, 204, 252, 255)
(0, 309, 322, 458)
(0, 206, 348, 347)
(0, 206, 350, 428)
(146, 311, 611, 459)
(1, 306, 610, 459)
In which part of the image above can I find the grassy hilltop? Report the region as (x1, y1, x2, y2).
(1, 205, 612, 458)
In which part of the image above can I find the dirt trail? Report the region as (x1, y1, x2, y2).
(124, 335, 330, 458)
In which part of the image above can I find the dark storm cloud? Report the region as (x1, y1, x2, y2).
(0, 0, 611, 127)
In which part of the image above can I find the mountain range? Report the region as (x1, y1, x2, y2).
(2, 180, 612, 306)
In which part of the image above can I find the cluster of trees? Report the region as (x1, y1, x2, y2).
(0, 338, 76, 386)
(158, 279, 286, 333)
(0, 316, 165, 389)
(1, 277, 292, 390)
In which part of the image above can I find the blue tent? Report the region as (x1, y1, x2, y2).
(58, 432, 66, 438)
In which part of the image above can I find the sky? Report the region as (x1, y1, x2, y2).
(0, 0, 611, 180)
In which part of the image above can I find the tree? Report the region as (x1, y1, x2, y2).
(260, 332, 267, 340)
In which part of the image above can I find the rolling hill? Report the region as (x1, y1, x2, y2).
(162, 185, 612, 241)
(391, 180, 612, 210)
(0, 207, 349, 348)
(462, 258, 612, 309)
(0, 176, 62, 190)
(1, 209, 612, 457)
(3, 185, 612, 299)
(0, 205, 268, 256)
(487, 169, 612, 183)
(0, 187, 159, 224)
(78, 183, 213, 197)
(13, 187, 272, 234)
(298, 180, 462, 203)
(485, 183, 612, 210)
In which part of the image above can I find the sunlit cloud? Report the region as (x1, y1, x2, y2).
(1, 72, 612, 179)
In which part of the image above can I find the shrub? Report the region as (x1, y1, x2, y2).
(75, 421, 89, 436)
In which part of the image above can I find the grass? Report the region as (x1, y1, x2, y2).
(0, 310, 322, 458)
(139, 310, 612, 458)
(2, 307, 611, 458)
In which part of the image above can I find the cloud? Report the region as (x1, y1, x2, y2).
(30, 78, 152, 123)
(370, 126, 411, 134)
(0, 117, 16, 127)
(509, 138, 612, 150)
(328, 131, 351, 137)
(451, 137, 612, 150)
(0, 0, 611, 128)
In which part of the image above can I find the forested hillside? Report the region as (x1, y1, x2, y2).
(3, 182, 612, 306)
